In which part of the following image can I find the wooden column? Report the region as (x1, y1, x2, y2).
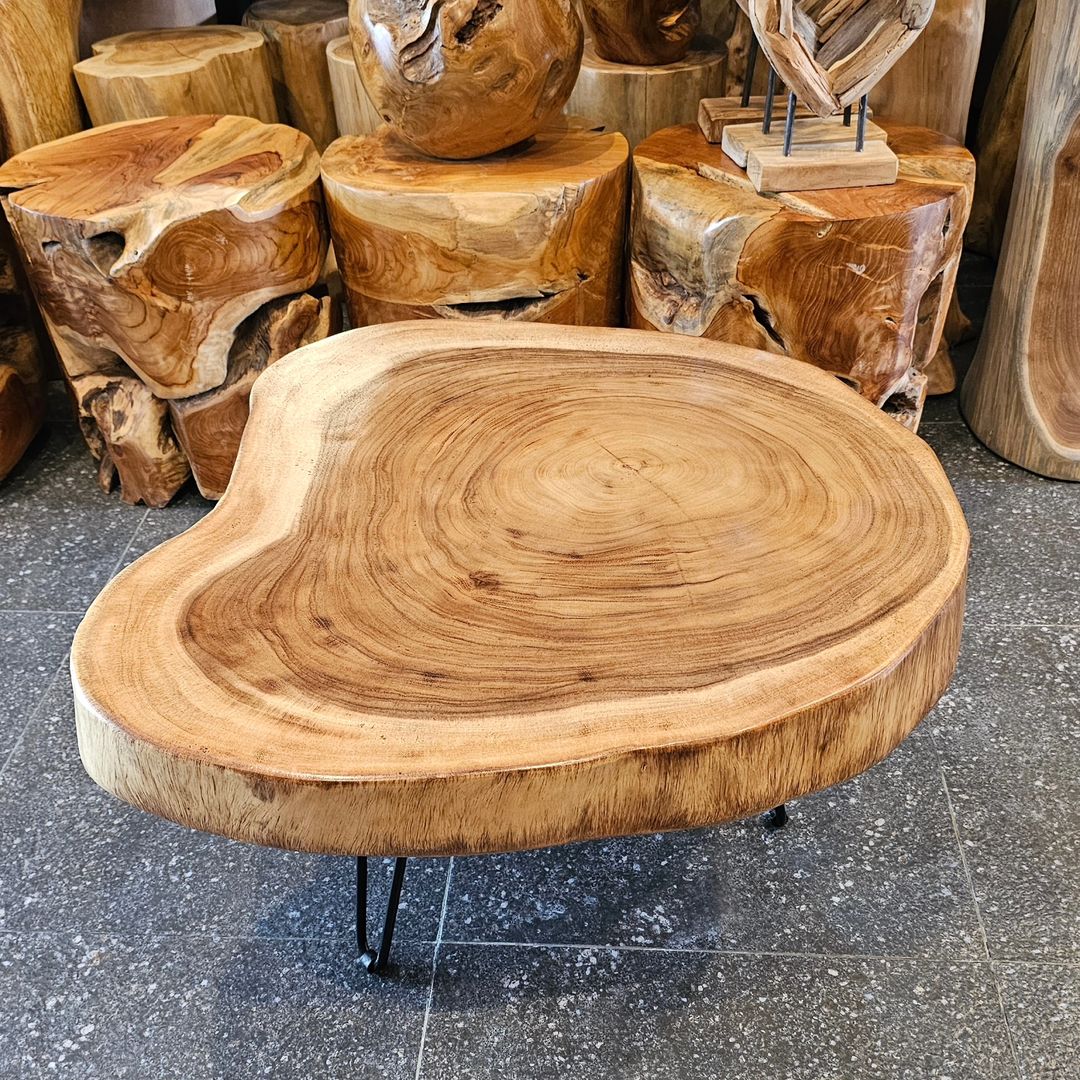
(566, 42, 726, 149)
(326, 35, 381, 138)
(322, 123, 629, 329)
(961, 0, 1080, 481)
(74, 25, 278, 127)
(629, 122, 974, 431)
(0, 115, 331, 504)
(243, 0, 348, 151)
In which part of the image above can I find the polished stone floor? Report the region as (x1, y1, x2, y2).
(0, 258, 1076, 1078)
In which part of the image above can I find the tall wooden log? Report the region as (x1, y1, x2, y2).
(629, 121, 974, 430)
(961, 0, 1080, 481)
(579, 0, 701, 65)
(326, 35, 381, 137)
(243, 0, 348, 151)
(322, 122, 628, 329)
(74, 25, 278, 127)
(349, 0, 584, 159)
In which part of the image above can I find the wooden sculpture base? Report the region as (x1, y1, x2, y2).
(565, 41, 725, 149)
(322, 122, 629, 329)
(698, 95, 815, 142)
(326, 35, 381, 138)
(629, 121, 975, 430)
(0, 115, 331, 505)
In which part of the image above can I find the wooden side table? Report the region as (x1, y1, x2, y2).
(71, 322, 968, 973)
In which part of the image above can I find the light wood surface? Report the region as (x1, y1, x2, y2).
(870, 0, 984, 143)
(349, 0, 583, 159)
(566, 41, 726, 149)
(748, 0, 936, 118)
(629, 121, 973, 429)
(580, 0, 701, 65)
(79, 0, 216, 57)
(326, 34, 381, 137)
(244, 0, 348, 151)
(71, 321, 969, 857)
(744, 132, 898, 193)
(322, 122, 628, 328)
(0, 115, 328, 505)
(966, 0, 1032, 258)
(698, 95, 816, 142)
(961, 0, 1080, 481)
(74, 25, 278, 127)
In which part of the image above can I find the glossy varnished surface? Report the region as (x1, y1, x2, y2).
(72, 323, 968, 855)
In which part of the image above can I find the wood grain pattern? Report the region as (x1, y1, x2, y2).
(579, 0, 701, 65)
(749, 0, 936, 118)
(79, 0, 216, 57)
(349, 0, 584, 159)
(961, 0, 1080, 481)
(71, 321, 968, 856)
(0, 115, 328, 505)
(326, 34, 381, 137)
(698, 95, 816, 143)
(74, 25, 278, 126)
(629, 121, 973, 429)
(244, 0, 348, 151)
(322, 122, 628, 328)
(566, 41, 726, 149)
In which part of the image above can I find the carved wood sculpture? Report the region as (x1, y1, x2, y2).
(579, 0, 701, 65)
(322, 122, 628, 328)
(0, 115, 331, 505)
(629, 121, 974, 430)
(961, 0, 1080, 481)
(71, 321, 969, 857)
(966, 0, 1032, 258)
(74, 25, 278, 127)
(349, 0, 584, 159)
(326, 35, 382, 137)
(566, 42, 726, 149)
(0, 0, 84, 480)
(243, 0, 349, 152)
(748, 0, 936, 118)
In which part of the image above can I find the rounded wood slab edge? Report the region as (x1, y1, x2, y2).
(72, 322, 969, 857)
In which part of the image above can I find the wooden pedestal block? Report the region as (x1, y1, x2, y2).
(566, 41, 725, 149)
(961, 0, 1080, 481)
(326, 35, 381, 138)
(243, 0, 348, 151)
(322, 123, 629, 330)
(0, 115, 331, 505)
(629, 122, 974, 430)
(74, 25, 278, 127)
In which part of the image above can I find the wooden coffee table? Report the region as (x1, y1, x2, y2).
(71, 323, 969, 973)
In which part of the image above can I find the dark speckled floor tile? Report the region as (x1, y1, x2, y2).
(0, 674, 449, 942)
(0, 932, 431, 1079)
(444, 736, 983, 959)
(998, 964, 1080, 1080)
(419, 945, 1017, 1080)
(0, 612, 80, 761)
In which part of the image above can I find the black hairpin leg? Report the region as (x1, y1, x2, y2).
(843, 104, 853, 127)
(856, 95, 869, 151)
(783, 93, 798, 156)
(762, 66, 778, 134)
(356, 856, 407, 975)
(764, 803, 789, 829)
(741, 34, 759, 108)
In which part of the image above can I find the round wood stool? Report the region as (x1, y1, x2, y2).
(326, 35, 382, 138)
(322, 122, 629, 329)
(71, 322, 968, 973)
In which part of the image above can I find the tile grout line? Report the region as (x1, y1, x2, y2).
(414, 857, 453, 1080)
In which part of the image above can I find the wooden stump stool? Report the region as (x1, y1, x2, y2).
(566, 41, 726, 149)
(243, 0, 348, 151)
(629, 121, 974, 430)
(74, 25, 278, 127)
(326, 35, 381, 138)
(0, 115, 332, 505)
(322, 123, 629, 329)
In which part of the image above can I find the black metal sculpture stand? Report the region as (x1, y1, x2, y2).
(356, 856, 408, 975)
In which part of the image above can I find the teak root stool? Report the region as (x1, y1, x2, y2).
(243, 0, 349, 151)
(326, 35, 381, 138)
(629, 120, 975, 430)
(74, 25, 278, 127)
(71, 322, 969, 975)
(565, 41, 727, 149)
(0, 114, 333, 506)
(322, 123, 629, 329)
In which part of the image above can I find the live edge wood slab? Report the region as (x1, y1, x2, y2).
(71, 322, 969, 858)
